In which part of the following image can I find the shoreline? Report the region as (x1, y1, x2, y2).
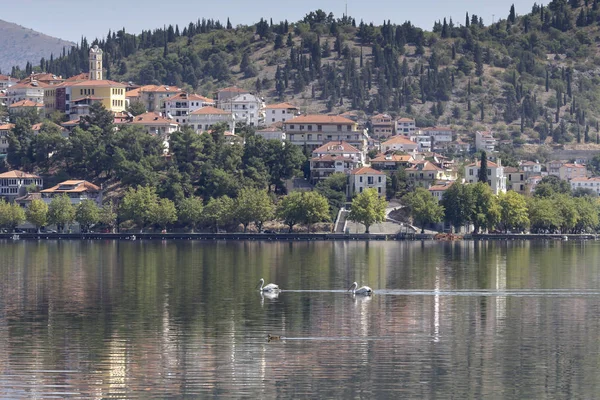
(0, 233, 598, 241)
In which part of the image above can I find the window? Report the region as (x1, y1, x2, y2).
(487, 169, 491, 176)
(359, 187, 363, 193)
(378, 187, 381, 194)
(359, 177, 363, 183)
(317, 125, 322, 131)
(300, 125, 304, 130)
(337, 125, 342, 132)
(289, 125, 294, 130)
(308, 125, 312, 131)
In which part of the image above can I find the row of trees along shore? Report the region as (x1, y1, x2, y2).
(0, 187, 388, 234)
(404, 175, 600, 234)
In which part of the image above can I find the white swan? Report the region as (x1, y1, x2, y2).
(258, 278, 280, 292)
(348, 282, 373, 295)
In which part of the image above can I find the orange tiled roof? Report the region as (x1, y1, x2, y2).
(190, 106, 231, 115)
(382, 136, 417, 146)
(126, 88, 141, 98)
(31, 122, 65, 132)
(467, 160, 500, 168)
(350, 167, 385, 175)
(0, 123, 15, 130)
(429, 182, 455, 191)
(129, 112, 178, 125)
(65, 73, 90, 82)
(69, 79, 126, 88)
(370, 154, 414, 163)
(138, 84, 182, 93)
(41, 180, 100, 193)
(9, 100, 43, 108)
(265, 102, 298, 109)
(0, 74, 12, 81)
(0, 170, 41, 179)
(9, 80, 50, 89)
(407, 161, 444, 172)
(285, 114, 356, 125)
(313, 141, 361, 154)
(163, 92, 214, 103)
(562, 163, 586, 168)
(396, 117, 415, 122)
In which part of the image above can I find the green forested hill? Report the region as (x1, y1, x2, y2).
(14, 1, 600, 146)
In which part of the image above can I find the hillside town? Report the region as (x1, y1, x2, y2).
(0, 45, 599, 233)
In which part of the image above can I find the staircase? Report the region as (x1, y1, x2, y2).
(334, 209, 349, 233)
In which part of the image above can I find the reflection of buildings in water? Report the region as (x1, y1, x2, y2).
(494, 253, 507, 332)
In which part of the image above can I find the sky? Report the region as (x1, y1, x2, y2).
(2, 0, 537, 42)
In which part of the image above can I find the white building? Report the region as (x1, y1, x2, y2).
(0, 170, 43, 200)
(256, 125, 286, 141)
(371, 114, 394, 138)
(5, 77, 48, 105)
(347, 167, 386, 198)
(163, 93, 215, 124)
(0, 123, 14, 157)
(219, 93, 264, 126)
(216, 86, 249, 103)
(429, 181, 455, 202)
(264, 103, 300, 125)
(381, 135, 419, 153)
(519, 161, 542, 178)
(187, 106, 235, 133)
(465, 159, 507, 194)
(284, 115, 369, 151)
(125, 112, 179, 136)
(0, 74, 15, 90)
(136, 85, 183, 112)
(395, 118, 416, 135)
(40, 180, 102, 206)
(570, 177, 600, 195)
(475, 131, 497, 152)
(310, 141, 364, 182)
(421, 127, 454, 144)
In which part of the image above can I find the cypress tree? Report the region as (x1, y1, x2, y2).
(478, 151, 488, 184)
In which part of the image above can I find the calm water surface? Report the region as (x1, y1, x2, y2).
(1, 240, 600, 398)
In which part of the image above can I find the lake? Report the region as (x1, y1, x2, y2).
(1, 240, 600, 398)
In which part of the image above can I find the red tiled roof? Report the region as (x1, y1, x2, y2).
(396, 117, 415, 122)
(350, 167, 385, 175)
(313, 141, 361, 154)
(138, 84, 182, 93)
(69, 79, 126, 88)
(370, 154, 414, 163)
(9, 80, 50, 89)
(285, 114, 356, 125)
(407, 161, 444, 172)
(9, 100, 43, 108)
(382, 136, 417, 146)
(163, 92, 214, 103)
(467, 160, 500, 168)
(0, 123, 15, 130)
(128, 112, 178, 125)
(0, 170, 41, 179)
(190, 106, 231, 116)
(429, 182, 455, 191)
(41, 180, 100, 193)
(265, 102, 299, 109)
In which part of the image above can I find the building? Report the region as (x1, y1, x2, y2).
(546, 160, 567, 177)
(310, 141, 363, 182)
(163, 93, 215, 124)
(88, 45, 103, 80)
(5, 77, 48, 105)
(19, 73, 64, 86)
(527, 175, 544, 193)
(8, 100, 44, 115)
(187, 106, 235, 133)
(347, 167, 386, 198)
(0, 170, 43, 201)
(519, 161, 542, 178)
(395, 118, 416, 135)
(256, 125, 286, 141)
(429, 181, 455, 202)
(137, 85, 183, 112)
(570, 177, 600, 195)
(0, 124, 14, 157)
(216, 86, 250, 103)
(125, 112, 179, 137)
(0, 74, 15, 90)
(421, 127, 454, 144)
(284, 115, 368, 151)
(465, 159, 507, 194)
(40, 180, 102, 206)
(381, 135, 419, 153)
(475, 131, 497, 152)
(406, 161, 457, 188)
(370, 154, 415, 171)
(371, 114, 394, 138)
(264, 103, 300, 125)
(559, 163, 587, 181)
(505, 167, 527, 193)
(219, 93, 264, 126)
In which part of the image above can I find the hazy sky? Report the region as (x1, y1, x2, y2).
(3, 0, 536, 42)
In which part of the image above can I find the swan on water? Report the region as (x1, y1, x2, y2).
(258, 278, 280, 292)
(348, 282, 373, 295)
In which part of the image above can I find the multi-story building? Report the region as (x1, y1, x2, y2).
(40, 180, 102, 206)
(0, 74, 15, 90)
(0, 170, 43, 201)
(546, 160, 567, 177)
(395, 118, 416, 135)
(19, 73, 64, 86)
(187, 106, 235, 133)
(256, 125, 286, 141)
(570, 177, 600, 195)
(215, 86, 250, 103)
(519, 160, 542, 178)
(505, 167, 527, 193)
(429, 181, 455, 202)
(163, 93, 214, 124)
(347, 167, 386, 198)
(381, 135, 419, 153)
(219, 93, 264, 126)
(125, 112, 179, 136)
(465, 159, 507, 194)
(0, 123, 14, 157)
(310, 141, 363, 182)
(421, 127, 454, 144)
(370, 154, 415, 171)
(8, 100, 44, 115)
(284, 115, 368, 151)
(5, 77, 48, 105)
(264, 103, 300, 125)
(371, 114, 394, 138)
(475, 131, 497, 152)
(406, 161, 457, 188)
(559, 163, 587, 181)
(137, 85, 183, 112)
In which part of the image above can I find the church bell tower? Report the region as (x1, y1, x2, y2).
(89, 45, 103, 80)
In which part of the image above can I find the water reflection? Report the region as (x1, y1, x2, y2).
(0, 240, 599, 398)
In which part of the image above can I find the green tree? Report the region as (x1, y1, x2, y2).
(152, 198, 177, 231)
(315, 173, 348, 218)
(477, 151, 488, 183)
(348, 188, 388, 233)
(0, 200, 26, 231)
(26, 199, 48, 232)
(553, 194, 579, 234)
(127, 101, 147, 116)
(528, 196, 561, 233)
(534, 175, 572, 197)
(99, 203, 117, 232)
(277, 191, 305, 232)
(177, 196, 204, 232)
(573, 197, 599, 233)
(234, 188, 275, 232)
(120, 185, 159, 232)
(48, 194, 76, 232)
(498, 191, 530, 233)
(469, 182, 500, 233)
(403, 187, 444, 233)
(299, 191, 330, 232)
(202, 196, 234, 232)
(441, 183, 474, 233)
(75, 199, 100, 232)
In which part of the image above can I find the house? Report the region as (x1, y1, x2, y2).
(475, 131, 497, 152)
(559, 163, 587, 181)
(19, 73, 64, 86)
(381, 135, 419, 153)
(137, 85, 183, 112)
(371, 114, 394, 138)
(256, 125, 286, 141)
(546, 160, 567, 177)
(264, 103, 300, 124)
(505, 167, 527, 193)
(163, 93, 215, 124)
(43, 74, 89, 118)
(187, 106, 235, 133)
(310, 141, 363, 182)
(411, 135, 432, 152)
(284, 114, 368, 151)
(215, 86, 250, 103)
(40, 180, 102, 206)
(5, 77, 48, 105)
(219, 93, 264, 126)
(370, 154, 415, 171)
(125, 112, 179, 137)
(0, 124, 15, 157)
(0, 170, 43, 200)
(0, 74, 15, 90)
(347, 167, 386, 198)
(527, 175, 544, 193)
(406, 161, 457, 188)
(8, 100, 44, 115)
(429, 181, 455, 202)
(519, 160, 542, 178)
(465, 159, 507, 194)
(395, 118, 416, 135)
(31, 122, 67, 136)
(570, 177, 600, 195)
(421, 127, 454, 144)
